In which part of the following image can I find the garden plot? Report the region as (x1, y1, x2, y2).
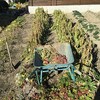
(0, 8, 100, 100)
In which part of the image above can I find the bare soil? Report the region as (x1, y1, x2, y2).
(0, 13, 33, 99)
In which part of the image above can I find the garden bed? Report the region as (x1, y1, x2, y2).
(0, 7, 100, 99)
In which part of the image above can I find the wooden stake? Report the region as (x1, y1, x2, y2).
(5, 38, 13, 68)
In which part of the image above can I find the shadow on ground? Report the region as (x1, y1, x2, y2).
(94, 85, 100, 100)
(0, 7, 28, 28)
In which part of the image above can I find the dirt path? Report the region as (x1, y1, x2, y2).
(10, 14, 33, 64)
(0, 14, 34, 99)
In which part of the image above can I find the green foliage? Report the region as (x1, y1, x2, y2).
(57, 74, 97, 100)
(34, 73, 97, 100)
(76, 75, 97, 91)
(52, 10, 69, 42)
(73, 10, 100, 40)
(34, 8, 50, 30)
(32, 8, 50, 44)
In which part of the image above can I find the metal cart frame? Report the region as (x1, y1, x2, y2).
(29, 43, 75, 84)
